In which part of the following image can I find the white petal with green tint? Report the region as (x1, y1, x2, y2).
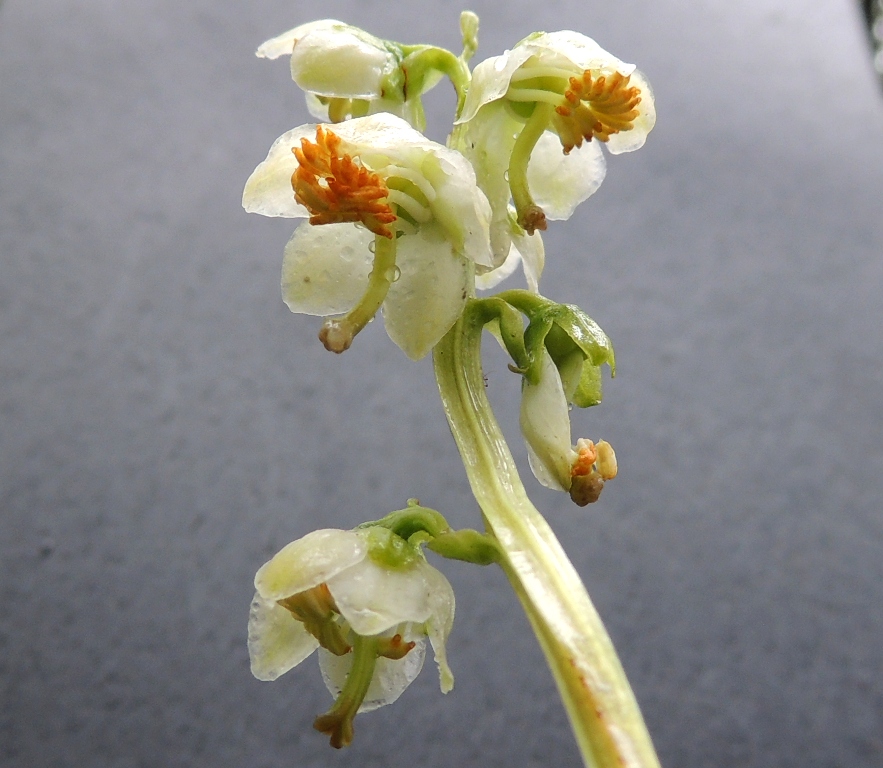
(289, 25, 395, 99)
(281, 222, 374, 317)
(242, 126, 316, 218)
(254, 528, 367, 601)
(520, 347, 577, 491)
(318, 631, 427, 712)
(421, 563, 456, 693)
(382, 224, 472, 361)
(326, 557, 435, 636)
(248, 592, 320, 681)
(256, 20, 346, 60)
(528, 131, 606, 221)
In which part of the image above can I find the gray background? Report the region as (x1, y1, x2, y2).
(2, 1, 882, 766)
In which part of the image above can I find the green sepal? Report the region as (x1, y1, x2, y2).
(497, 290, 615, 394)
(572, 362, 603, 408)
(359, 498, 450, 543)
(427, 529, 501, 566)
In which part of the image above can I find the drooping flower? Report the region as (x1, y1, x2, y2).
(256, 20, 463, 131)
(453, 30, 655, 266)
(519, 347, 618, 506)
(242, 112, 493, 359)
(248, 527, 455, 748)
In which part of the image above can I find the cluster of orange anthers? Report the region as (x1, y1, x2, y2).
(571, 439, 599, 479)
(553, 70, 641, 154)
(292, 126, 397, 239)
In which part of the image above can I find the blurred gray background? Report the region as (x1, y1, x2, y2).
(2, 1, 882, 766)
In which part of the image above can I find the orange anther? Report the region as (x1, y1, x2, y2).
(291, 126, 397, 238)
(571, 440, 597, 478)
(552, 69, 642, 154)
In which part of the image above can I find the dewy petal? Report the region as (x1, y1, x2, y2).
(382, 223, 473, 360)
(520, 30, 635, 76)
(248, 592, 320, 681)
(256, 20, 397, 100)
(242, 125, 317, 218)
(423, 152, 494, 269)
(527, 131, 606, 221)
(254, 529, 367, 601)
(318, 631, 427, 712)
(520, 347, 577, 491)
(510, 225, 545, 292)
(457, 45, 535, 123)
(289, 25, 397, 100)
(256, 20, 345, 60)
(475, 242, 521, 291)
(475, 216, 544, 293)
(281, 222, 374, 317)
(453, 102, 521, 266)
(420, 562, 456, 693)
(326, 554, 437, 637)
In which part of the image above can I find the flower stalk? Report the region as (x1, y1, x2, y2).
(433, 303, 661, 768)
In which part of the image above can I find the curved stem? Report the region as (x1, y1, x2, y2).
(433, 305, 661, 768)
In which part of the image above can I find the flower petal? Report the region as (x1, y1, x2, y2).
(327, 556, 435, 636)
(248, 592, 320, 681)
(520, 347, 576, 491)
(318, 630, 426, 712)
(281, 222, 374, 316)
(453, 102, 520, 266)
(456, 45, 535, 123)
(289, 25, 398, 100)
(475, 242, 521, 291)
(254, 528, 367, 601)
(421, 563, 456, 693)
(242, 126, 316, 218)
(256, 20, 346, 60)
(511, 225, 545, 292)
(382, 224, 472, 360)
(520, 30, 635, 76)
(528, 131, 606, 221)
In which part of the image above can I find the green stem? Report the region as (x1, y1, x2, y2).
(432, 305, 661, 768)
(508, 102, 554, 233)
(319, 234, 397, 353)
(401, 46, 471, 118)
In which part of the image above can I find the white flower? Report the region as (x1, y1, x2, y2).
(520, 347, 617, 505)
(248, 527, 455, 746)
(243, 112, 493, 359)
(256, 20, 442, 130)
(453, 30, 655, 266)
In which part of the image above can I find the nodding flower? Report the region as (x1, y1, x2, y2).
(256, 19, 467, 132)
(243, 112, 493, 359)
(453, 30, 655, 273)
(519, 346, 617, 506)
(248, 527, 455, 748)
